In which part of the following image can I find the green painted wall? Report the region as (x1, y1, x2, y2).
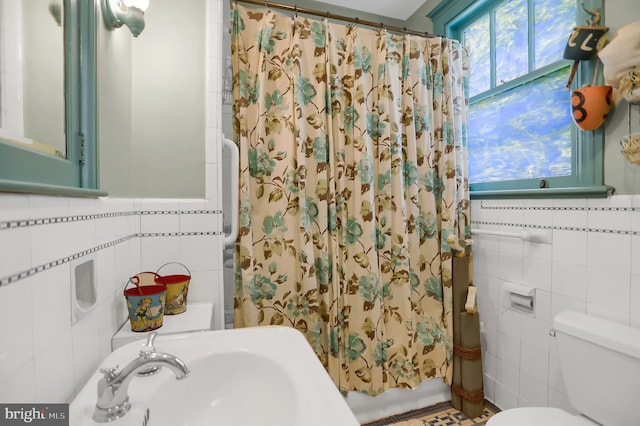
(99, 0, 205, 198)
(96, 0, 640, 197)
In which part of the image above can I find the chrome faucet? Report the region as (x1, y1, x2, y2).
(93, 332, 190, 423)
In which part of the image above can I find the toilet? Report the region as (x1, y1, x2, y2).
(487, 310, 640, 426)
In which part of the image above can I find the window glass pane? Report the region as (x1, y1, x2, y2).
(468, 67, 572, 183)
(495, 0, 528, 85)
(534, 0, 576, 68)
(463, 14, 490, 97)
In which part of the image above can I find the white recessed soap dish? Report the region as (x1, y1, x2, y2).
(71, 256, 98, 324)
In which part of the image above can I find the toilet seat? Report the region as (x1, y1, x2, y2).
(487, 407, 596, 426)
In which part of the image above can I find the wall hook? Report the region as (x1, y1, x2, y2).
(580, 1, 601, 26)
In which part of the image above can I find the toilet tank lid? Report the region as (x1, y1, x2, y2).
(554, 311, 640, 360)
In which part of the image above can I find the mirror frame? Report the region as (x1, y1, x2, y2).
(0, 0, 105, 197)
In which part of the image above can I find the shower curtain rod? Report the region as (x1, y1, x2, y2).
(235, 0, 436, 38)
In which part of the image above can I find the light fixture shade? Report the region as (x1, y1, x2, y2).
(101, 0, 148, 37)
(48, 0, 63, 26)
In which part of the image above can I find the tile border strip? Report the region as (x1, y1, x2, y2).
(475, 201, 640, 235)
(0, 234, 137, 288)
(479, 202, 639, 212)
(0, 210, 223, 231)
(3, 203, 635, 286)
(139, 232, 220, 237)
(471, 220, 640, 236)
(140, 210, 222, 215)
(0, 231, 224, 288)
(0, 211, 137, 230)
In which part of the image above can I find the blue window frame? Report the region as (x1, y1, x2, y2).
(429, 0, 612, 199)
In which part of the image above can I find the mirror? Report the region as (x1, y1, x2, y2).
(0, 0, 100, 194)
(0, 0, 66, 158)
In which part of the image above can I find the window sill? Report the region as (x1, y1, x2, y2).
(470, 185, 614, 200)
(0, 179, 108, 198)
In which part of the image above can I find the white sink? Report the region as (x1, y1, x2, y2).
(70, 326, 359, 426)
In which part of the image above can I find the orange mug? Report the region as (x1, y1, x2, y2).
(570, 85, 613, 131)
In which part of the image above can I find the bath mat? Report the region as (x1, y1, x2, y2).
(361, 400, 500, 426)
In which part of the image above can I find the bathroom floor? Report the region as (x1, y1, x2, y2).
(362, 400, 500, 426)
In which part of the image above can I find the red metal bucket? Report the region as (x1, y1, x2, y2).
(124, 273, 166, 332)
(155, 263, 191, 315)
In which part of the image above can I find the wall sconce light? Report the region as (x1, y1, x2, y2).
(101, 0, 150, 37)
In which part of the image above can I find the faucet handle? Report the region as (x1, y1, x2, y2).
(140, 332, 158, 357)
(137, 332, 161, 377)
(99, 365, 119, 380)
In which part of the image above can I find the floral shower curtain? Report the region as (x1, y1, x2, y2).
(231, 3, 470, 396)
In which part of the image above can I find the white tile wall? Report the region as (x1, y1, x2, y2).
(0, 276, 34, 384)
(0, 0, 226, 406)
(473, 195, 640, 412)
(0, 196, 224, 403)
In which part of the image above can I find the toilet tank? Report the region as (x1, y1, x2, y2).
(554, 311, 640, 426)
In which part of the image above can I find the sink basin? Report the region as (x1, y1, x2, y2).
(70, 326, 359, 426)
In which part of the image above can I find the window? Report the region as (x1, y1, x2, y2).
(429, 0, 611, 198)
(0, 0, 101, 196)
